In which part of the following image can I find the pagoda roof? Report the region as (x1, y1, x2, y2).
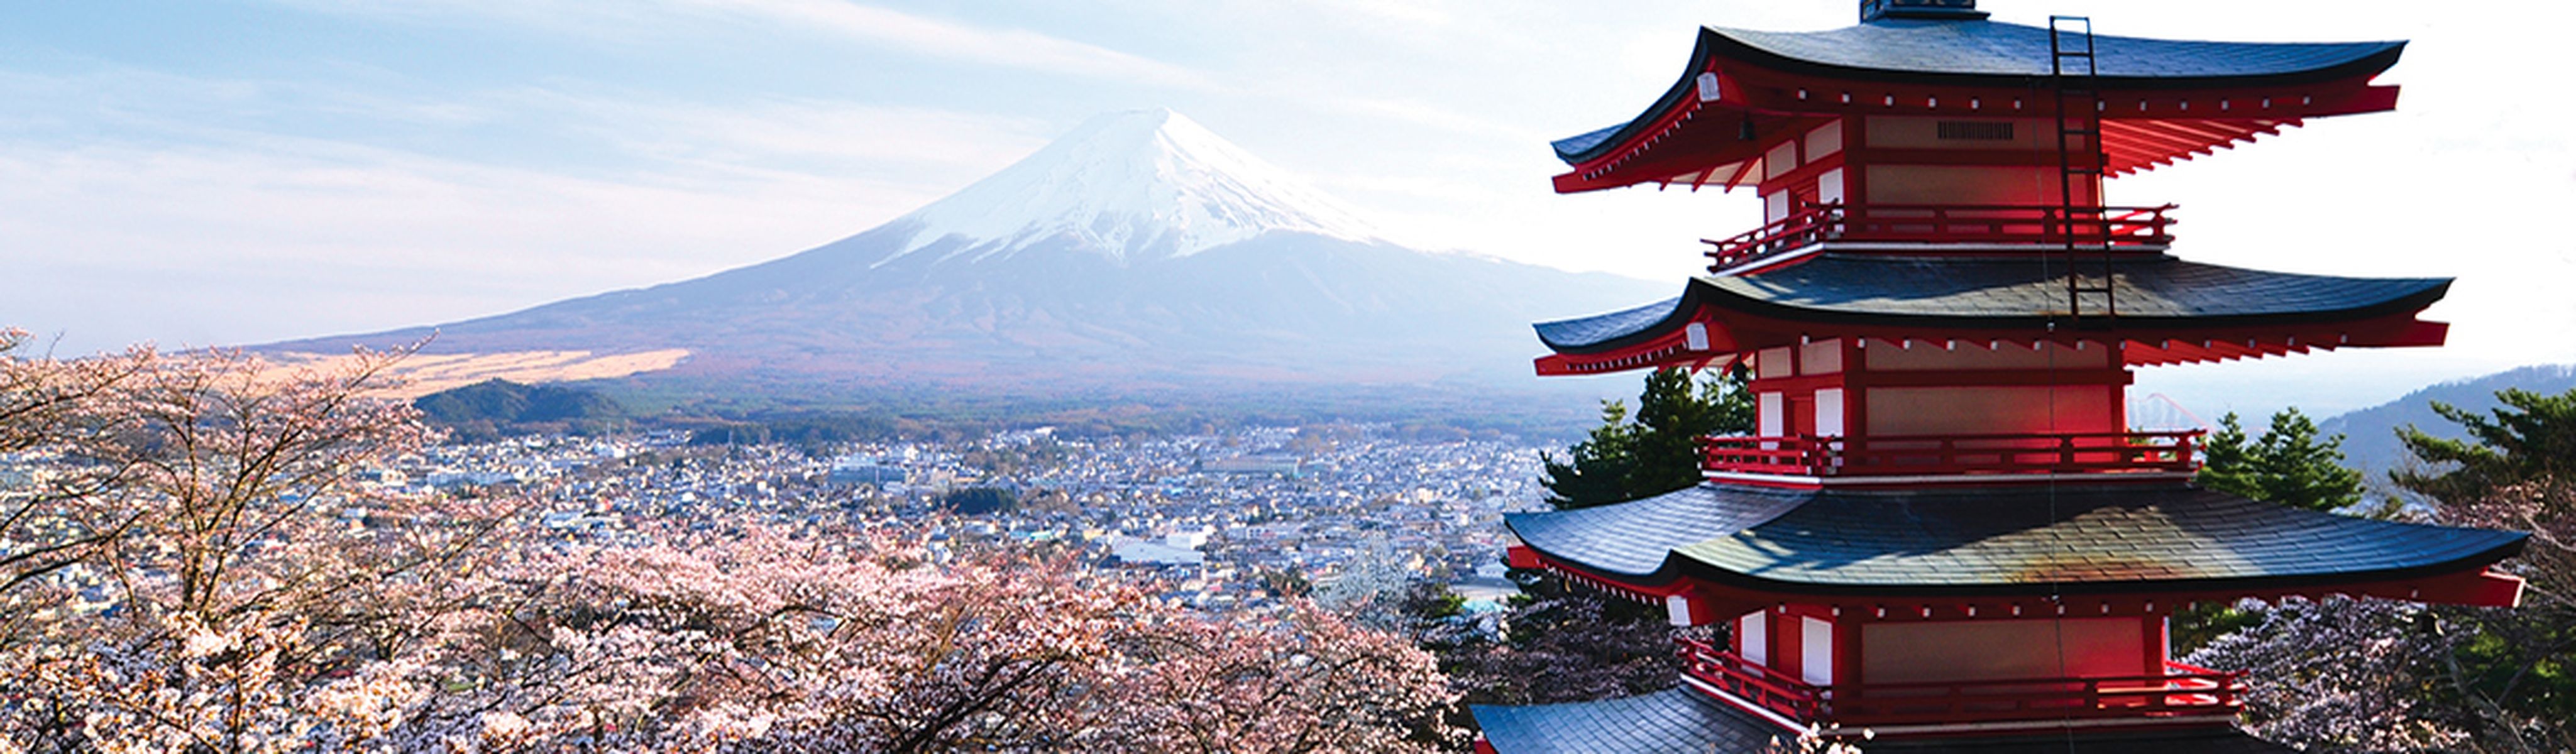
(1470, 688, 1769, 754)
(1715, 19, 2399, 81)
(1549, 19, 2404, 190)
(1554, 19, 2402, 164)
(1532, 254, 2451, 373)
(1504, 482, 2525, 598)
(1472, 687, 2296, 753)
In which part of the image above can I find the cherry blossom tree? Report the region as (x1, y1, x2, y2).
(0, 342, 521, 751)
(0, 336, 1459, 752)
(440, 525, 1460, 752)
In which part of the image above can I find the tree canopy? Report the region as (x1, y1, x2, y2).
(2198, 407, 2364, 512)
(0, 334, 1460, 752)
(1539, 367, 1753, 510)
(2394, 387, 2576, 503)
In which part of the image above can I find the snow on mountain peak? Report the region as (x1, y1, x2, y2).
(887, 108, 1383, 265)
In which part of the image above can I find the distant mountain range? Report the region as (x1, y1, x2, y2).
(2319, 363, 2576, 481)
(267, 109, 1663, 431)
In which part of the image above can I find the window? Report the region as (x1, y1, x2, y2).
(1935, 121, 2015, 141)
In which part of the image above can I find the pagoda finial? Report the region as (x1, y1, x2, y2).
(1861, 0, 1989, 22)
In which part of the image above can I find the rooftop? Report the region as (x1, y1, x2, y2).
(1472, 686, 2300, 753)
(1529, 253, 2453, 374)
(1504, 482, 2525, 598)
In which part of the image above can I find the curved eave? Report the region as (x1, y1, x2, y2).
(1518, 528, 2528, 609)
(1551, 24, 2404, 192)
(1532, 257, 2453, 376)
(1504, 484, 2530, 606)
(1696, 23, 2404, 91)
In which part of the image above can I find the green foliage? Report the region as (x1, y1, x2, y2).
(938, 486, 1019, 516)
(2393, 386, 2576, 502)
(1539, 367, 1754, 510)
(2169, 600, 2264, 656)
(2196, 408, 2363, 512)
(413, 378, 626, 440)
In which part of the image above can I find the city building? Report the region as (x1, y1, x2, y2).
(1472, 1, 2529, 751)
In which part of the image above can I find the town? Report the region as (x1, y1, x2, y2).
(330, 425, 1549, 615)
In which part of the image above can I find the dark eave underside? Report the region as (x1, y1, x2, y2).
(1503, 482, 2526, 597)
(1533, 254, 2450, 354)
(1473, 689, 2296, 753)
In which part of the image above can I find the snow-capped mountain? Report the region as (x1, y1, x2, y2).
(269, 109, 1664, 420)
(888, 108, 1381, 265)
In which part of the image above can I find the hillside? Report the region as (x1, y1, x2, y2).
(265, 109, 1665, 431)
(2319, 363, 2576, 479)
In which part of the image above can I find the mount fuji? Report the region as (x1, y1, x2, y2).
(270, 109, 1663, 423)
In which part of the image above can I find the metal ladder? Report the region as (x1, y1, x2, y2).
(2050, 16, 2114, 321)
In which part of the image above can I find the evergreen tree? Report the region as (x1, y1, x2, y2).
(1536, 401, 1642, 511)
(1539, 367, 1754, 510)
(2196, 407, 2363, 512)
(2393, 387, 2576, 503)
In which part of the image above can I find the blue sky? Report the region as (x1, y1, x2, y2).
(3, 1, 2570, 418)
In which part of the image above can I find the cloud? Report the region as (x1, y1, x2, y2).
(266, 0, 1213, 89)
(681, 0, 1211, 88)
(0, 67, 1060, 354)
(509, 89, 1054, 175)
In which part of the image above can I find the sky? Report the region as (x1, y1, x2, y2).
(2, 0, 2571, 420)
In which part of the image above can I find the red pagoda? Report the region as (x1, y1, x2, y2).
(1472, 2, 2529, 751)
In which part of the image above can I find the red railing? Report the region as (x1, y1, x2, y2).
(1677, 639, 2248, 729)
(1699, 430, 2202, 478)
(1704, 202, 2178, 271)
(1677, 637, 1826, 721)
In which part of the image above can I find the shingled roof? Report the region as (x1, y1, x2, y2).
(1534, 254, 2450, 354)
(1472, 687, 2297, 753)
(1504, 482, 2526, 597)
(1714, 19, 2401, 84)
(1471, 689, 1774, 754)
(1553, 19, 2403, 163)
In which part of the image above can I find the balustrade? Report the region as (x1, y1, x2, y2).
(1704, 202, 2178, 271)
(1675, 638, 2247, 729)
(1699, 430, 2203, 478)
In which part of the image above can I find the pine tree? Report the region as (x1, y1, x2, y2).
(2394, 387, 2576, 503)
(1539, 367, 1753, 510)
(2197, 407, 2363, 512)
(1536, 402, 1641, 510)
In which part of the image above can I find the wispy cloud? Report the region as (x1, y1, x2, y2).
(267, 0, 1213, 89)
(512, 89, 1054, 175)
(0, 66, 1062, 353)
(676, 0, 1211, 88)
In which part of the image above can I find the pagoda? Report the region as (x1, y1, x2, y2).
(1471, 2, 2529, 751)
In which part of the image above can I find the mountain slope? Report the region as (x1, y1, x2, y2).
(2320, 363, 2576, 478)
(269, 109, 1663, 418)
